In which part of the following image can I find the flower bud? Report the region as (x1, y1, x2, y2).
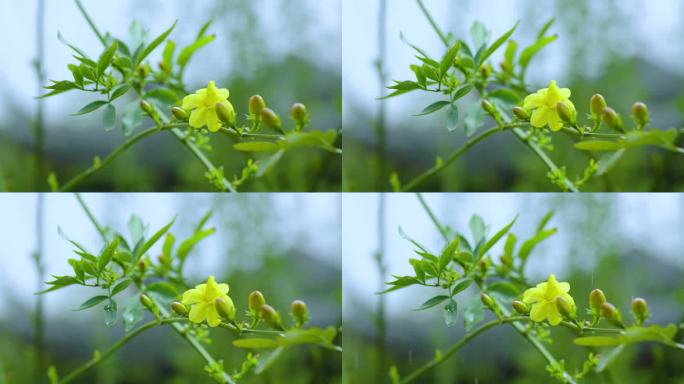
(248, 95, 266, 116)
(290, 103, 309, 131)
(556, 102, 575, 126)
(480, 292, 495, 309)
(140, 294, 156, 312)
(601, 302, 624, 328)
(512, 300, 530, 315)
(589, 289, 606, 312)
(137, 259, 147, 273)
(248, 290, 266, 313)
(140, 100, 153, 115)
(631, 102, 649, 129)
(478, 258, 490, 273)
(590, 94, 607, 118)
(631, 297, 649, 325)
(171, 301, 188, 316)
(290, 300, 309, 326)
(481, 99, 495, 115)
(260, 108, 284, 134)
(260, 304, 283, 330)
(601, 107, 624, 133)
(480, 65, 492, 78)
(171, 106, 187, 120)
(512, 106, 529, 120)
(215, 297, 236, 321)
(555, 296, 575, 320)
(215, 102, 236, 127)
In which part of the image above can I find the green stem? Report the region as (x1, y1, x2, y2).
(73, 0, 105, 45)
(416, 193, 449, 242)
(57, 318, 185, 384)
(75, 193, 106, 239)
(415, 0, 449, 46)
(560, 127, 621, 139)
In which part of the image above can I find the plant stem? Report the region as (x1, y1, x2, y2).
(75, 193, 106, 239)
(560, 127, 621, 139)
(415, 0, 449, 46)
(400, 125, 503, 191)
(57, 318, 186, 384)
(59, 125, 170, 191)
(416, 193, 448, 242)
(73, 0, 106, 45)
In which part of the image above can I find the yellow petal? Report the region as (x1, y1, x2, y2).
(205, 304, 221, 327)
(530, 108, 549, 128)
(189, 107, 208, 128)
(217, 283, 229, 295)
(523, 92, 545, 109)
(558, 282, 570, 293)
(547, 305, 562, 325)
(217, 88, 230, 100)
(206, 110, 221, 132)
(182, 94, 203, 110)
(559, 88, 571, 99)
(189, 302, 208, 323)
(523, 287, 543, 303)
(547, 112, 563, 131)
(529, 302, 546, 322)
(182, 287, 205, 305)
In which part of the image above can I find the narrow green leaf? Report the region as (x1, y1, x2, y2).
(520, 35, 557, 69)
(233, 338, 279, 349)
(97, 41, 118, 79)
(111, 279, 132, 296)
(135, 20, 177, 66)
(452, 84, 474, 101)
(234, 142, 280, 152)
(136, 217, 176, 259)
(177, 228, 215, 262)
(463, 297, 484, 331)
(451, 278, 473, 296)
(443, 300, 458, 327)
(414, 295, 450, 311)
(110, 84, 131, 101)
(518, 228, 557, 262)
(161, 40, 176, 71)
(446, 104, 459, 132)
(574, 336, 620, 347)
(98, 237, 120, 275)
(122, 296, 144, 332)
(102, 104, 116, 131)
(415, 100, 450, 116)
(104, 299, 118, 327)
(478, 215, 518, 258)
(439, 237, 459, 272)
(478, 21, 519, 66)
(537, 19, 556, 40)
(575, 141, 622, 151)
(74, 295, 109, 311)
(177, 34, 215, 70)
(72, 100, 108, 116)
(440, 41, 461, 78)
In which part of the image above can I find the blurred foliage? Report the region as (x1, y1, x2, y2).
(0, 194, 341, 383)
(343, 194, 684, 383)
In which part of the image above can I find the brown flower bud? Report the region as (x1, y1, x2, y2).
(248, 95, 266, 116)
(248, 290, 266, 313)
(171, 106, 187, 120)
(602, 107, 624, 133)
(260, 304, 283, 330)
(589, 289, 606, 312)
(601, 302, 624, 328)
(590, 94, 607, 118)
(512, 300, 530, 315)
(260, 108, 284, 134)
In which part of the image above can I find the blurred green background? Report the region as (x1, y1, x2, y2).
(342, 0, 684, 191)
(343, 193, 684, 383)
(0, 193, 341, 383)
(0, 0, 341, 192)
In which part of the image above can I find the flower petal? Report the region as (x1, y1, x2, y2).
(529, 302, 547, 322)
(217, 283, 229, 295)
(205, 304, 221, 327)
(523, 287, 543, 303)
(523, 92, 545, 109)
(189, 107, 208, 128)
(182, 94, 203, 110)
(189, 302, 208, 323)
(530, 108, 549, 128)
(182, 287, 205, 305)
(547, 305, 562, 325)
(547, 112, 563, 131)
(206, 110, 221, 132)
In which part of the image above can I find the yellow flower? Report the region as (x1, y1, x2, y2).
(181, 275, 234, 327)
(182, 81, 235, 132)
(522, 274, 575, 326)
(523, 80, 575, 131)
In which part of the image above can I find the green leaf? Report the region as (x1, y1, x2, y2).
(503, 233, 517, 260)
(537, 19, 556, 40)
(575, 140, 622, 152)
(574, 336, 620, 347)
(478, 215, 517, 259)
(518, 228, 557, 262)
(443, 300, 458, 327)
(382, 81, 422, 99)
(452, 84, 474, 101)
(233, 338, 279, 349)
(464, 104, 485, 136)
(280, 327, 338, 350)
(121, 101, 144, 136)
(122, 296, 144, 332)
(128, 214, 146, 246)
(536, 211, 555, 233)
(72, 100, 108, 116)
(415, 100, 450, 116)
(177, 228, 215, 262)
(440, 41, 461, 78)
(135, 21, 177, 66)
(478, 21, 519, 66)
(255, 347, 284, 374)
(503, 40, 517, 68)
(102, 104, 116, 131)
(470, 21, 489, 49)
(135, 217, 175, 259)
(379, 276, 421, 294)
(98, 237, 120, 275)
(463, 297, 484, 331)
(621, 129, 678, 148)
(144, 88, 179, 106)
(74, 295, 109, 311)
(469, 215, 487, 245)
(162, 233, 175, 259)
(161, 40, 176, 71)
(488, 88, 522, 104)
(439, 237, 459, 272)
(35, 276, 80, 294)
(451, 278, 473, 296)
(621, 324, 678, 345)
(97, 41, 118, 79)
(177, 34, 215, 71)
(234, 142, 280, 152)
(111, 279, 132, 296)
(520, 35, 558, 70)
(486, 282, 519, 304)
(281, 130, 339, 152)
(104, 299, 118, 327)
(446, 104, 459, 132)
(398, 227, 429, 253)
(414, 295, 450, 311)
(146, 281, 179, 300)
(110, 84, 131, 101)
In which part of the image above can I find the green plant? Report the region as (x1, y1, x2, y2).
(38, 194, 340, 384)
(40, 0, 340, 192)
(382, 194, 683, 383)
(385, 0, 684, 192)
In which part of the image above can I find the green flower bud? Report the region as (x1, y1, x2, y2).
(260, 108, 284, 134)
(631, 102, 649, 130)
(631, 297, 649, 325)
(601, 302, 624, 328)
(137, 258, 148, 273)
(590, 94, 607, 118)
(589, 289, 606, 312)
(290, 103, 309, 131)
(140, 100, 153, 115)
(601, 107, 625, 133)
(478, 258, 490, 273)
(215, 297, 236, 321)
(512, 106, 530, 120)
(555, 296, 575, 320)
(249, 95, 266, 116)
(171, 301, 188, 316)
(480, 292, 495, 309)
(480, 64, 492, 78)
(215, 102, 236, 127)
(248, 290, 266, 313)
(556, 102, 575, 126)
(260, 304, 283, 330)
(290, 300, 309, 326)
(512, 300, 530, 315)
(171, 106, 187, 120)
(481, 99, 495, 115)
(140, 294, 156, 312)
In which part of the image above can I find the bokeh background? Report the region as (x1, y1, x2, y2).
(343, 193, 684, 383)
(0, 0, 341, 192)
(343, 0, 684, 191)
(0, 193, 341, 383)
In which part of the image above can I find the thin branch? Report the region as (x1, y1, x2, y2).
(75, 193, 106, 240)
(415, 0, 449, 46)
(73, 0, 106, 45)
(416, 193, 448, 242)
